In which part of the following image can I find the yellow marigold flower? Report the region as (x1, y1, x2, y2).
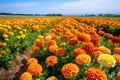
(49, 45, 58, 53)
(114, 47, 120, 55)
(16, 36, 21, 39)
(46, 76, 58, 80)
(20, 72, 32, 80)
(45, 35, 52, 41)
(75, 54, 91, 65)
(27, 63, 42, 76)
(19, 31, 23, 34)
(86, 67, 107, 80)
(97, 54, 116, 68)
(37, 35, 43, 40)
(23, 29, 27, 33)
(45, 55, 58, 67)
(113, 53, 120, 64)
(61, 63, 79, 79)
(60, 42, 66, 47)
(3, 34, 8, 38)
(27, 58, 38, 65)
(4, 38, 9, 42)
(9, 32, 14, 36)
(21, 34, 26, 39)
(98, 46, 111, 54)
(116, 70, 120, 80)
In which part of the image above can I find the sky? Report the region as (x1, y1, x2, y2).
(0, 0, 120, 15)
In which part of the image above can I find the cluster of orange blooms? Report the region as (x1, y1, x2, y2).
(1, 17, 119, 80)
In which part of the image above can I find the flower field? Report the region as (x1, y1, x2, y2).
(0, 17, 120, 80)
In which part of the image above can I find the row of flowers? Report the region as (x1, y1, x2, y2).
(20, 17, 120, 80)
(0, 17, 63, 68)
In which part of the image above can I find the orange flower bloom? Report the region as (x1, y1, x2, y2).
(46, 76, 58, 80)
(45, 55, 58, 67)
(35, 39, 44, 48)
(20, 72, 32, 80)
(49, 45, 58, 53)
(32, 46, 40, 54)
(68, 37, 78, 46)
(0, 50, 7, 55)
(47, 40, 56, 47)
(27, 58, 38, 65)
(72, 48, 86, 58)
(62, 35, 70, 40)
(113, 53, 120, 64)
(77, 33, 91, 42)
(75, 54, 91, 65)
(0, 42, 6, 47)
(61, 63, 79, 79)
(56, 48, 65, 56)
(52, 35, 59, 41)
(27, 63, 42, 76)
(114, 47, 120, 55)
(86, 67, 107, 80)
(98, 31, 105, 35)
(91, 35, 100, 46)
(104, 33, 113, 39)
(116, 70, 120, 80)
(82, 42, 94, 54)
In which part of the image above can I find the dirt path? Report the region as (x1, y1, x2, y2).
(0, 47, 32, 80)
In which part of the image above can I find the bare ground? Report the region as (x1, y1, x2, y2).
(0, 47, 32, 80)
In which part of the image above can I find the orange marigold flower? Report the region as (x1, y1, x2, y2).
(98, 31, 105, 35)
(113, 53, 120, 64)
(35, 39, 44, 48)
(72, 48, 86, 58)
(56, 48, 65, 56)
(82, 42, 94, 54)
(47, 40, 56, 47)
(104, 33, 113, 39)
(61, 63, 79, 79)
(52, 35, 59, 41)
(20, 72, 32, 80)
(27, 63, 42, 76)
(75, 54, 91, 65)
(62, 35, 70, 40)
(86, 67, 107, 80)
(32, 46, 40, 54)
(45, 55, 58, 67)
(77, 33, 91, 42)
(91, 35, 100, 46)
(114, 47, 120, 55)
(27, 58, 38, 65)
(68, 37, 78, 46)
(49, 45, 58, 53)
(0, 50, 7, 55)
(46, 76, 58, 80)
(0, 42, 6, 47)
(116, 70, 120, 80)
